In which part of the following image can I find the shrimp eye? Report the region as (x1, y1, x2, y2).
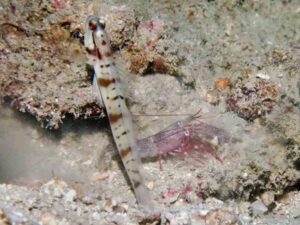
(88, 20, 97, 31)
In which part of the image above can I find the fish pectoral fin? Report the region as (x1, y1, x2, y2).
(93, 75, 104, 107)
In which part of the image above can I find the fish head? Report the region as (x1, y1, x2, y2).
(84, 16, 112, 61)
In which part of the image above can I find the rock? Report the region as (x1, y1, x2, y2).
(92, 212, 101, 220)
(205, 208, 239, 225)
(251, 200, 268, 214)
(64, 189, 77, 202)
(256, 73, 270, 80)
(205, 90, 220, 105)
(40, 212, 59, 225)
(0, 209, 9, 225)
(41, 179, 68, 198)
(260, 191, 275, 207)
(81, 195, 95, 205)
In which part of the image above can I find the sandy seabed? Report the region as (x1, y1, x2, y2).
(0, 0, 300, 224)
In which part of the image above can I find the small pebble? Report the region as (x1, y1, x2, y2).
(64, 189, 77, 202)
(255, 73, 270, 80)
(251, 199, 268, 213)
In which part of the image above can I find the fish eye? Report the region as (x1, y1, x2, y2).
(88, 20, 97, 31)
(99, 18, 106, 29)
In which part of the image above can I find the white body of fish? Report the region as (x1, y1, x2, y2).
(84, 16, 153, 210)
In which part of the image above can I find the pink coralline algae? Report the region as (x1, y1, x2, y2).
(51, 0, 66, 10)
(137, 19, 164, 46)
(226, 79, 278, 121)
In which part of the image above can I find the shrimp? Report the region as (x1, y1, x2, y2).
(136, 112, 234, 165)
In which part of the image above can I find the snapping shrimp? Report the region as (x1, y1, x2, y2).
(84, 16, 154, 210)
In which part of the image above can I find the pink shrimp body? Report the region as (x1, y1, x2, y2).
(137, 113, 233, 161)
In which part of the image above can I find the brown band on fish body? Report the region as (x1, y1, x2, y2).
(125, 158, 136, 164)
(112, 95, 124, 100)
(133, 180, 141, 188)
(120, 147, 131, 158)
(109, 113, 122, 123)
(105, 51, 113, 57)
(86, 47, 102, 60)
(85, 47, 94, 55)
(98, 78, 115, 87)
(115, 123, 122, 130)
(130, 169, 139, 174)
(96, 48, 102, 60)
(121, 131, 127, 136)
